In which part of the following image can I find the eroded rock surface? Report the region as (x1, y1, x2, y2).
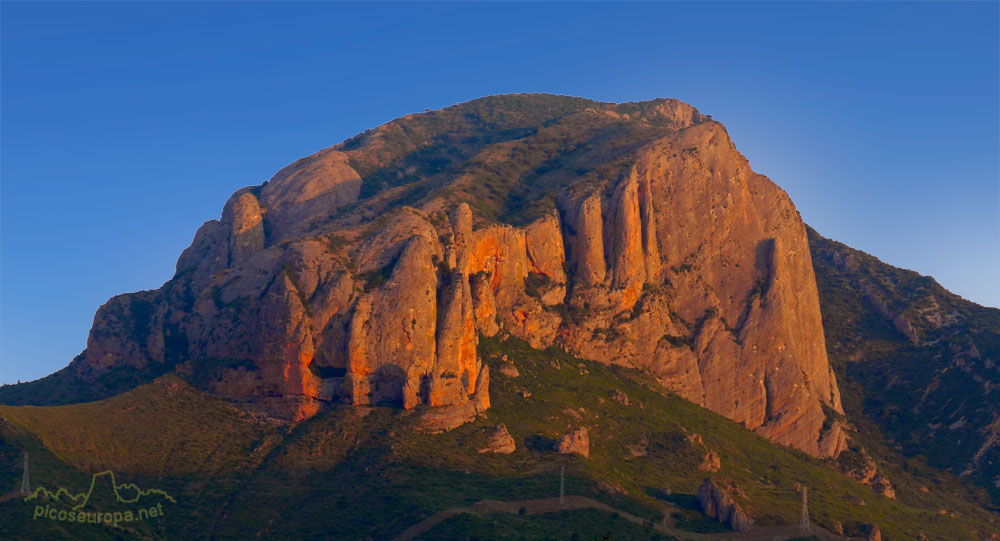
(478, 424, 516, 454)
(697, 478, 754, 532)
(839, 450, 896, 499)
(699, 451, 721, 472)
(556, 427, 590, 457)
(65, 95, 846, 454)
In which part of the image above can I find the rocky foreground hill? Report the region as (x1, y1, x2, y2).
(35, 95, 844, 457)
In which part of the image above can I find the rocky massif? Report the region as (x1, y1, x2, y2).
(19, 95, 846, 457)
(809, 228, 1000, 498)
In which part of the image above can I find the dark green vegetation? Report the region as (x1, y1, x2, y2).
(809, 227, 1000, 505)
(0, 355, 173, 407)
(3, 336, 997, 539)
(337, 94, 711, 228)
(417, 509, 672, 541)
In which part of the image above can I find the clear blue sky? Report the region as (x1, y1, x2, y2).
(2, 2, 997, 385)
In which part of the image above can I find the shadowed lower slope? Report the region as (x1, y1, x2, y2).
(1, 336, 996, 540)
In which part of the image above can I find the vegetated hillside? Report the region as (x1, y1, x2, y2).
(809, 227, 1000, 502)
(2, 337, 998, 540)
(0, 93, 847, 460)
(0, 376, 272, 541)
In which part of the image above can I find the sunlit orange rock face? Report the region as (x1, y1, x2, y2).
(78, 94, 844, 456)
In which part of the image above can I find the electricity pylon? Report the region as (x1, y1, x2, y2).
(559, 466, 565, 506)
(800, 486, 810, 532)
(20, 451, 30, 495)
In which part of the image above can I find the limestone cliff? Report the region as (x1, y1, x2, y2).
(67, 94, 844, 455)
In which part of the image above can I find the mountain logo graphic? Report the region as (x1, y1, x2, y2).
(25, 471, 175, 526)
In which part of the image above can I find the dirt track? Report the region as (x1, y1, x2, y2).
(393, 494, 860, 540)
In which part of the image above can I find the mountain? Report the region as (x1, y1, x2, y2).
(2, 94, 998, 539)
(809, 227, 1000, 502)
(1, 94, 844, 458)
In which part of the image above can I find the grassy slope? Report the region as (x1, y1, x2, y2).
(0, 357, 180, 407)
(0, 420, 136, 541)
(0, 375, 280, 540)
(2, 337, 997, 540)
(0, 376, 270, 477)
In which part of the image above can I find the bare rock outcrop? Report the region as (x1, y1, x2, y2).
(687, 433, 721, 471)
(697, 478, 754, 532)
(840, 450, 896, 499)
(556, 427, 590, 457)
(699, 451, 721, 472)
(499, 361, 519, 378)
(478, 424, 516, 454)
(870, 473, 896, 499)
(417, 400, 479, 434)
(609, 389, 630, 406)
(68, 95, 846, 455)
(627, 438, 648, 457)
